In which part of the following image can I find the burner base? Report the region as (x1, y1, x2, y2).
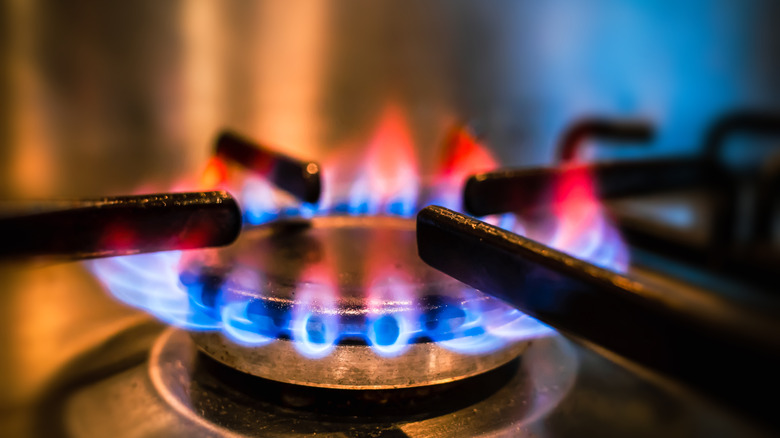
(191, 331, 530, 389)
(150, 328, 578, 437)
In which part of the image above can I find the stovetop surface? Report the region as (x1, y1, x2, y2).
(0, 259, 772, 438)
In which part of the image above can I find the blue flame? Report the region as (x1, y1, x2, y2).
(430, 290, 552, 355)
(531, 210, 629, 273)
(89, 251, 220, 329)
(91, 168, 625, 358)
(489, 310, 556, 340)
(221, 300, 275, 346)
(367, 313, 414, 357)
(241, 176, 310, 225)
(92, 141, 630, 360)
(91, 247, 556, 358)
(292, 311, 339, 359)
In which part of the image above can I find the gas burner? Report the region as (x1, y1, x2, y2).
(150, 328, 577, 437)
(183, 216, 549, 388)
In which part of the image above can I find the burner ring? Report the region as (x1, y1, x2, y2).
(149, 328, 578, 436)
(191, 331, 530, 389)
(183, 216, 550, 388)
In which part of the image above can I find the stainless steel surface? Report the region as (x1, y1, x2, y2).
(192, 332, 529, 390)
(185, 216, 533, 388)
(4, 2, 780, 200)
(0, 261, 164, 438)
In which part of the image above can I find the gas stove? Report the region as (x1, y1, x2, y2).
(1, 110, 779, 438)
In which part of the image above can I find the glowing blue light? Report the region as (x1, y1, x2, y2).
(422, 302, 467, 342)
(305, 316, 329, 343)
(94, 248, 559, 357)
(220, 301, 275, 346)
(386, 196, 417, 217)
(243, 209, 278, 226)
(497, 214, 518, 231)
(299, 203, 317, 218)
(373, 315, 399, 345)
(292, 312, 338, 359)
(243, 300, 290, 339)
(367, 314, 413, 357)
(185, 283, 219, 319)
(386, 200, 407, 216)
(89, 251, 221, 330)
(347, 179, 376, 215)
(489, 310, 555, 341)
(438, 333, 508, 355)
(348, 200, 371, 215)
(549, 214, 606, 266)
(331, 202, 352, 215)
(436, 307, 507, 354)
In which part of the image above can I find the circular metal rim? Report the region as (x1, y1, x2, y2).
(191, 331, 533, 389)
(150, 328, 579, 437)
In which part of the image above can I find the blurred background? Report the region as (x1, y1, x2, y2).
(2, 0, 780, 199)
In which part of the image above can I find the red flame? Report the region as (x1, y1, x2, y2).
(200, 157, 229, 189)
(363, 220, 416, 307)
(186, 104, 625, 273)
(318, 103, 421, 213)
(92, 104, 625, 360)
(101, 223, 137, 251)
(553, 166, 599, 218)
(356, 104, 419, 202)
(437, 125, 497, 181)
(547, 165, 624, 266)
(426, 125, 498, 210)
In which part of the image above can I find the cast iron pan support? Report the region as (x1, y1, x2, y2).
(557, 118, 654, 162)
(416, 205, 780, 429)
(701, 111, 780, 253)
(215, 131, 321, 204)
(0, 191, 242, 260)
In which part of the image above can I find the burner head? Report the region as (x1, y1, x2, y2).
(182, 216, 550, 389)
